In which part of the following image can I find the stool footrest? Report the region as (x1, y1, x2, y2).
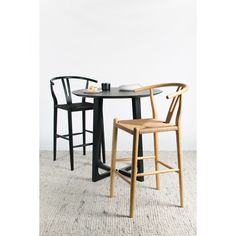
(73, 143, 93, 148)
(85, 129, 93, 134)
(57, 132, 83, 140)
(157, 160, 176, 170)
(116, 170, 131, 185)
(116, 156, 155, 162)
(57, 131, 93, 141)
(136, 169, 179, 177)
(57, 134, 69, 140)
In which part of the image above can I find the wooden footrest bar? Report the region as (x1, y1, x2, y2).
(115, 166, 179, 183)
(157, 160, 176, 170)
(136, 168, 179, 177)
(116, 157, 176, 171)
(116, 171, 131, 185)
(115, 157, 131, 162)
(116, 156, 155, 162)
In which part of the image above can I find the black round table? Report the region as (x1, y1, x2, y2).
(73, 87, 162, 182)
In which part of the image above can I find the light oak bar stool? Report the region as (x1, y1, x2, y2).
(109, 83, 188, 218)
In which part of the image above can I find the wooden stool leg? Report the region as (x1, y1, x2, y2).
(110, 119, 118, 198)
(130, 128, 139, 218)
(154, 132, 160, 190)
(176, 128, 184, 207)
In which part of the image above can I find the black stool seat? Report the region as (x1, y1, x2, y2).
(57, 102, 94, 111)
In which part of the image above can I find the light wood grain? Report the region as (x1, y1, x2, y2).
(136, 169, 179, 177)
(116, 156, 155, 162)
(154, 132, 160, 190)
(110, 118, 118, 198)
(134, 83, 188, 99)
(129, 128, 139, 218)
(150, 89, 158, 119)
(176, 126, 184, 207)
(166, 87, 181, 123)
(116, 171, 131, 185)
(109, 83, 188, 217)
(157, 160, 176, 170)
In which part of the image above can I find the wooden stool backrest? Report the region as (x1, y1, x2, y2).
(135, 83, 188, 125)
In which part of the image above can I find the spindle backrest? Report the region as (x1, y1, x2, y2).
(50, 76, 97, 105)
(135, 83, 188, 125)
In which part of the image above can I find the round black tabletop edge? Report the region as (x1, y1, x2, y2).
(72, 87, 162, 99)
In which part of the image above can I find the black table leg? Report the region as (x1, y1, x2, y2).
(101, 114, 106, 163)
(132, 97, 144, 181)
(92, 98, 110, 182)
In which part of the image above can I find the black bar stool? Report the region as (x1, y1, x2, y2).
(50, 76, 106, 171)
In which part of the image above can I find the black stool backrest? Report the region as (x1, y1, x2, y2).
(50, 76, 97, 105)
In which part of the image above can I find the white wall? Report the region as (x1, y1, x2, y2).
(40, 0, 196, 151)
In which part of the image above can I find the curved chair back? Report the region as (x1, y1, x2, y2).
(135, 83, 188, 125)
(50, 76, 97, 105)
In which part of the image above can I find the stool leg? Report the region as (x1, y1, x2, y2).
(154, 132, 160, 190)
(68, 111, 74, 171)
(176, 127, 184, 207)
(110, 119, 118, 198)
(82, 110, 86, 155)
(130, 128, 139, 218)
(101, 115, 106, 163)
(53, 106, 58, 161)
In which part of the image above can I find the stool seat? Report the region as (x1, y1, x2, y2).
(56, 102, 94, 111)
(116, 118, 178, 134)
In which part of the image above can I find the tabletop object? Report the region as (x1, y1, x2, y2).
(119, 84, 142, 91)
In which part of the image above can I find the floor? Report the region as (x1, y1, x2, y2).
(40, 151, 196, 236)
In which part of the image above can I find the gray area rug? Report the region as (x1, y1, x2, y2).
(40, 151, 196, 236)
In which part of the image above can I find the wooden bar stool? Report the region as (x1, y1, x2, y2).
(109, 83, 188, 218)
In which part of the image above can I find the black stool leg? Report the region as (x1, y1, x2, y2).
(101, 115, 106, 163)
(68, 110, 74, 171)
(53, 106, 58, 161)
(82, 110, 86, 155)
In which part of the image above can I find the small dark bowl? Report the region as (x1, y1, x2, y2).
(101, 83, 111, 91)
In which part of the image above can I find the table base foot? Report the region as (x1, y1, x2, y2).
(92, 171, 110, 182)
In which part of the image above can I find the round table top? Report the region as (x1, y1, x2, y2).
(72, 87, 162, 99)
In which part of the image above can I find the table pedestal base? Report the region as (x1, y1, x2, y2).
(92, 97, 145, 182)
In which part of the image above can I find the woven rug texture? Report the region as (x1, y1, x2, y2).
(40, 151, 196, 236)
